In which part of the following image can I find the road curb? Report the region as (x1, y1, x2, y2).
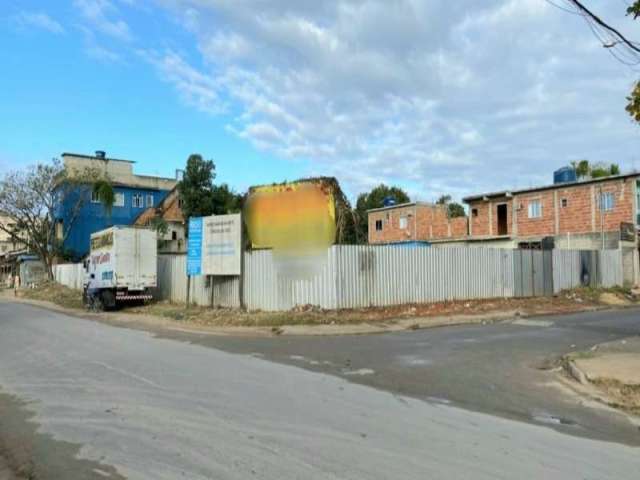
(564, 357, 590, 385)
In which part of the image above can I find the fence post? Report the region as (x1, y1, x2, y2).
(186, 275, 191, 308)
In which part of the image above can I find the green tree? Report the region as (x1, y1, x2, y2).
(569, 160, 620, 179)
(354, 184, 410, 243)
(211, 183, 243, 214)
(177, 154, 243, 228)
(0, 159, 113, 279)
(570, 160, 591, 179)
(177, 154, 218, 221)
(436, 194, 466, 218)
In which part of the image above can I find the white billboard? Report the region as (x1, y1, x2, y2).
(201, 213, 242, 276)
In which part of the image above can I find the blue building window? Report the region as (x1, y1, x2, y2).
(146, 194, 154, 207)
(132, 194, 143, 208)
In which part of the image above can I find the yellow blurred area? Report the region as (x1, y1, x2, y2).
(245, 181, 336, 255)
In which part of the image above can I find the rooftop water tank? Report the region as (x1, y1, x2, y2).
(382, 197, 397, 207)
(553, 167, 577, 184)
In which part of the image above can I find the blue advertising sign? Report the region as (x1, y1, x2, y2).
(186, 217, 203, 276)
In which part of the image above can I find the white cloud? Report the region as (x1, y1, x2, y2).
(73, 0, 133, 41)
(149, 0, 640, 200)
(141, 50, 226, 114)
(13, 11, 65, 34)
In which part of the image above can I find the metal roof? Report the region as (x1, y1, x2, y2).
(367, 201, 435, 213)
(62, 152, 136, 164)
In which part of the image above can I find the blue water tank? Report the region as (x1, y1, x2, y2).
(553, 167, 577, 184)
(382, 196, 397, 207)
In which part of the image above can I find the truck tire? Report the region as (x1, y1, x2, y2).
(101, 290, 116, 311)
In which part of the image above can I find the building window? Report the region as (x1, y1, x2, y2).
(91, 190, 100, 203)
(178, 198, 184, 208)
(114, 193, 125, 207)
(471, 208, 478, 217)
(55, 220, 63, 240)
(528, 199, 542, 218)
(146, 194, 154, 207)
(561, 198, 568, 208)
(375, 220, 383, 231)
(399, 217, 408, 229)
(132, 194, 143, 208)
(599, 192, 614, 211)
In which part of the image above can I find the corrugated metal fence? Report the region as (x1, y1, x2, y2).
(53, 263, 85, 290)
(54, 246, 628, 311)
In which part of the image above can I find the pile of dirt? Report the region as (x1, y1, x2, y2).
(9, 283, 632, 329)
(17, 282, 83, 310)
(591, 379, 640, 415)
(564, 337, 640, 417)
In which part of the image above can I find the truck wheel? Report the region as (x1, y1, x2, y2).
(101, 290, 116, 311)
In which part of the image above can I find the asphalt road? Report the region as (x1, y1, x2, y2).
(1, 300, 639, 479)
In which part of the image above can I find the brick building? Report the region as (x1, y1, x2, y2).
(463, 173, 639, 250)
(368, 202, 468, 244)
(368, 173, 640, 250)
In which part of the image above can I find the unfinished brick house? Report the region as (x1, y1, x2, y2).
(368, 202, 468, 244)
(368, 173, 640, 251)
(463, 173, 639, 250)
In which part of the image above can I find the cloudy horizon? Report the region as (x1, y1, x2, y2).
(2, 0, 639, 202)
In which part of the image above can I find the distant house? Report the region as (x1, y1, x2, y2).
(367, 202, 467, 245)
(134, 186, 186, 253)
(368, 171, 640, 250)
(463, 172, 640, 250)
(0, 214, 23, 256)
(54, 151, 178, 260)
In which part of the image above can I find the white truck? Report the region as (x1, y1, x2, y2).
(83, 226, 157, 310)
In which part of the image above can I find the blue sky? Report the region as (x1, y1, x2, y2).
(1, 0, 640, 202)
(0, 0, 311, 193)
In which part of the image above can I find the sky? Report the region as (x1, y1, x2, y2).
(1, 0, 639, 203)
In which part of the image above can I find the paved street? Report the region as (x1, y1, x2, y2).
(1, 300, 640, 479)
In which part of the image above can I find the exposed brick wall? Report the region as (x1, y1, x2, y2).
(450, 217, 468, 237)
(369, 177, 638, 245)
(469, 202, 490, 236)
(556, 185, 594, 235)
(472, 177, 637, 241)
(368, 204, 468, 244)
(514, 191, 555, 238)
(368, 205, 418, 244)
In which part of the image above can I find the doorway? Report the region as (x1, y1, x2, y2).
(497, 204, 508, 236)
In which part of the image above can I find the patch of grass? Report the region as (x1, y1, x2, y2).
(567, 350, 597, 360)
(591, 378, 640, 415)
(19, 282, 84, 310)
(561, 286, 633, 303)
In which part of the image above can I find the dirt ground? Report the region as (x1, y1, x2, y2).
(564, 337, 640, 416)
(11, 282, 636, 331)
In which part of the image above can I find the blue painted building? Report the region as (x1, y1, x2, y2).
(55, 152, 177, 260)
